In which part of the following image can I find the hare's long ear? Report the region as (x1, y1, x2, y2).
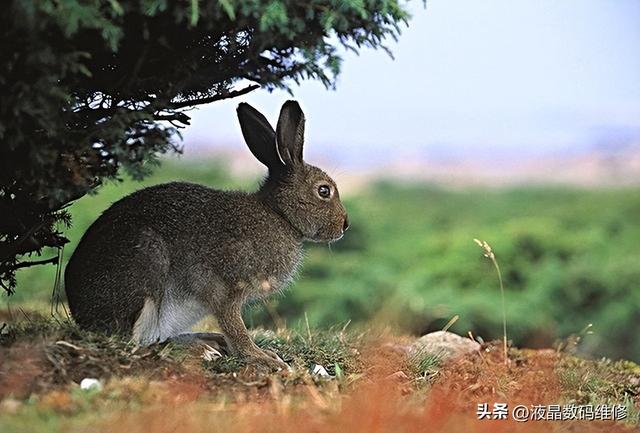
(237, 103, 285, 171)
(276, 100, 305, 166)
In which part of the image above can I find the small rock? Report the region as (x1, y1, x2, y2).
(80, 378, 102, 391)
(311, 364, 330, 377)
(0, 398, 22, 414)
(411, 331, 480, 362)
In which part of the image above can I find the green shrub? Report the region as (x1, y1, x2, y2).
(5, 163, 640, 361)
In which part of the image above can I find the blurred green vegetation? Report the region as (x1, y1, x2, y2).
(3, 158, 639, 361)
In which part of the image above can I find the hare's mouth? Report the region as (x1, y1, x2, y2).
(310, 230, 344, 243)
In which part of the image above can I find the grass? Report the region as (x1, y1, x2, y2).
(4, 159, 640, 361)
(2, 158, 639, 431)
(1, 315, 639, 433)
(474, 239, 509, 365)
(557, 357, 640, 425)
(0, 316, 370, 391)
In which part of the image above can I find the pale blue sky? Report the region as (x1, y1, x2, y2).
(182, 0, 640, 165)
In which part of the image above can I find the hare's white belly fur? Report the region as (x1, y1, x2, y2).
(133, 294, 207, 345)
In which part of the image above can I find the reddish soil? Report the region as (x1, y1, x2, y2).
(1, 324, 638, 433)
(82, 346, 639, 433)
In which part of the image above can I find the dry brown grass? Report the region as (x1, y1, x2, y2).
(77, 346, 638, 433)
(1, 316, 639, 433)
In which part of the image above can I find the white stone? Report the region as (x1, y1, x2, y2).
(80, 378, 102, 391)
(311, 364, 330, 377)
(411, 331, 481, 361)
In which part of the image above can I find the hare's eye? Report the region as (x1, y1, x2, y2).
(317, 185, 331, 199)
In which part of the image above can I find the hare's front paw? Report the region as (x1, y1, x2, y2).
(246, 348, 290, 372)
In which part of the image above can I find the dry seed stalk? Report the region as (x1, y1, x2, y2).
(474, 238, 508, 365)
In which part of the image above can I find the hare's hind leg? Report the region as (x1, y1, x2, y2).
(129, 229, 208, 345)
(169, 332, 230, 356)
(132, 294, 209, 345)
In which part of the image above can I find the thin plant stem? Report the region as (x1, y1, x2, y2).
(490, 256, 508, 365)
(474, 239, 508, 365)
(442, 314, 459, 333)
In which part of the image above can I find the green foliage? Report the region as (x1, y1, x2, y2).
(557, 356, 640, 423)
(270, 183, 640, 361)
(6, 160, 639, 361)
(0, 0, 410, 295)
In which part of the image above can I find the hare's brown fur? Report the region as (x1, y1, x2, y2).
(64, 101, 348, 370)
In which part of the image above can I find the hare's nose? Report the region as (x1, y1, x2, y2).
(342, 216, 350, 232)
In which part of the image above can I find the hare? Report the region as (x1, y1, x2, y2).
(64, 100, 349, 370)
